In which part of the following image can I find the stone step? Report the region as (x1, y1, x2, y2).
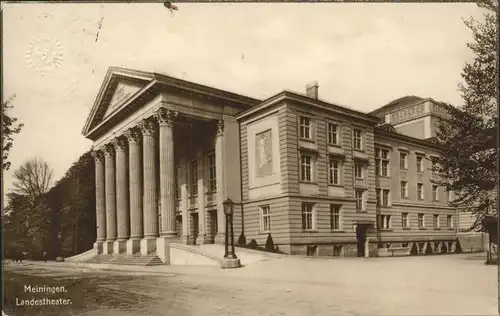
(84, 254, 164, 266)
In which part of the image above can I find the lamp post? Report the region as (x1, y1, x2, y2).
(221, 198, 241, 268)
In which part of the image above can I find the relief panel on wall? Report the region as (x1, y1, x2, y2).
(256, 129, 273, 177)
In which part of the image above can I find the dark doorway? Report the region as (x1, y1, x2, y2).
(191, 213, 199, 242)
(356, 224, 369, 257)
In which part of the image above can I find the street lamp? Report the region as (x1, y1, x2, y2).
(221, 198, 241, 268)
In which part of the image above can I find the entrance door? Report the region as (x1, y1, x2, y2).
(191, 213, 199, 242)
(356, 225, 367, 257)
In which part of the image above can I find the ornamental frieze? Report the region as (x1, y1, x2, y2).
(390, 104, 425, 123)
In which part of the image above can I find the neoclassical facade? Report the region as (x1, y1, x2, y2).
(84, 67, 478, 259)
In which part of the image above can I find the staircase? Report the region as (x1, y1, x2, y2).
(84, 254, 164, 266)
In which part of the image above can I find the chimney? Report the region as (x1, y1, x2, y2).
(306, 81, 319, 99)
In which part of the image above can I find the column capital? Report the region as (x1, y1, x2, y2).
(139, 118, 157, 136)
(103, 143, 115, 157)
(112, 136, 128, 151)
(91, 149, 105, 162)
(216, 119, 224, 137)
(156, 107, 178, 127)
(124, 127, 142, 144)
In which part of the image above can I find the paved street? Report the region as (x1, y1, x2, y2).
(3, 253, 497, 316)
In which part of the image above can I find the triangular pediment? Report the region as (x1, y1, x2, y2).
(103, 81, 143, 117)
(82, 67, 155, 136)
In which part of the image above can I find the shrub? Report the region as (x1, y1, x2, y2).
(248, 239, 258, 249)
(410, 243, 418, 255)
(425, 243, 433, 255)
(237, 232, 246, 247)
(265, 233, 275, 252)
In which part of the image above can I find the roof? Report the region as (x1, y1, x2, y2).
(236, 90, 380, 124)
(369, 95, 427, 115)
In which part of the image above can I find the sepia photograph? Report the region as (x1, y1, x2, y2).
(1, 1, 498, 315)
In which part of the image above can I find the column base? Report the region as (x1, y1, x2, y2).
(94, 241, 104, 254)
(103, 241, 115, 255)
(156, 237, 172, 265)
(140, 237, 157, 255)
(196, 234, 209, 245)
(180, 236, 192, 245)
(220, 257, 241, 269)
(113, 240, 127, 254)
(214, 233, 226, 245)
(126, 239, 141, 255)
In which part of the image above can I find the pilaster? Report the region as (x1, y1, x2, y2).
(196, 149, 208, 245)
(180, 157, 190, 244)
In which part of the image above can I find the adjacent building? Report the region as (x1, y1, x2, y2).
(83, 67, 478, 259)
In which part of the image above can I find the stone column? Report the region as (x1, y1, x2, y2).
(104, 143, 117, 254)
(140, 118, 158, 255)
(92, 149, 106, 254)
(180, 157, 190, 244)
(113, 136, 129, 254)
(125, 128, 143, 254)
(156, 108, 178, 238)
(196, 149, 207, 245)
(215, 120, 226, 244)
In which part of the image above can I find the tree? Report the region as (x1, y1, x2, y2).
(2, 94, 24, 170)
(13, 157, 53, 200)
(431, 2, 497, 230)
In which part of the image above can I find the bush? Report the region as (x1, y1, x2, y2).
(441, 244, 448, 254)
(248, 239, 258, 249)
(410, 243, 418, 255)
(425, 243, 433, 255)
(237, 232, 246, 247)
(265, 233, 275, 252)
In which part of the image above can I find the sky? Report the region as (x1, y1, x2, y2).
(2, 2, 486, 198)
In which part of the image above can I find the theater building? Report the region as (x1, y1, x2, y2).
(83, 67, 465, 259)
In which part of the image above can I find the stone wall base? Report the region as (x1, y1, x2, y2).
(140, 237, 157, 255)
(103, 241, 114, 254)
(113, 240, 127, 254)
(126, 239, 141, 255)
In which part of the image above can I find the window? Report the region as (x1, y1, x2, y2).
(447, 215, 453, 228)
(382, 189, 390, 206)
(378, 215, 391, 229)
(302, 203, 315, 230)
(175, 165, 181, 199)
(333, 245, 342, 256)
(260, 205, 271, 232)
(375, 148, 389, 176)
(299, 116, 311, 139)
(400, 181, 408, 198)
(417, 183, 424, 200)
(353, 129, 363, 150)
(354, 163, 363, 179)
(300, 154, 313, 182)
(376, 188, 381, 207)
(207, 154, 217, 192)
(330, 205, 341, 230)
(402, 212, 409, 228)
(355, 190, 364, 211)
(327, 122, 339, 145)
(432, 185, 439, 201)
(328, 157, 340, 185)
(433, 214, 440, 228)
(431, 157, 437, 174)
(416, 156, 424, 173)
(418, 213, 425, 228)
(399, 152, 408, 169)
(447, 190, 454, 202)
(190, 161, 198, 196)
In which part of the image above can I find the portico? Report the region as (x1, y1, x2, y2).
(83, 67, 256, 259)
